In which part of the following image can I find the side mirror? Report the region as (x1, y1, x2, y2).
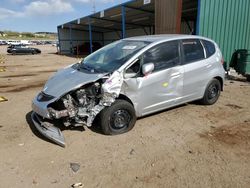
(142, 63, 154, 75)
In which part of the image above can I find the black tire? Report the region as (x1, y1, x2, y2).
(99, 99, 136, 135)
(200, 79, 221, 105)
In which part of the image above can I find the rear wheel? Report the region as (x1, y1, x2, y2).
(200, 79, 221, 105)
(99, 99, 136, 135)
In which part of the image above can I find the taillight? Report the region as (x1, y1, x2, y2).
(221, 57, 224, 65)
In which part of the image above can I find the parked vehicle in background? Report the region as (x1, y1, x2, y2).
(31, 34, 225, 147)
(20, 40, 35, 45)
(0, 40, 7, 45)
(6, 40, 21, 45)
(7, 44, 41, 55)
(52, 41, 58, 47)
(31, 41, 43, 45)
(44, 41, 53, 45)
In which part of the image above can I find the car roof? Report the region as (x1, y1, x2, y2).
(124, 34, 210, 43)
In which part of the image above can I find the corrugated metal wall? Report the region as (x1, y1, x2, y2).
(155, 0, 182, 34)
(198, 0, 250, 65)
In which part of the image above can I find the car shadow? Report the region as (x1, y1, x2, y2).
(26, 102, 202, 146)
(136, 102, 202, 121)
(91, 103, 200, 133)
(88, 115, 103, 134)
(26, 111, 58, 146)
(6, 54, 37, 56)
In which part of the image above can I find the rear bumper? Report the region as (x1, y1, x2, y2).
(31, 112, 65, 147)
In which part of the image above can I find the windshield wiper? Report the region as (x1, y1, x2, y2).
(92, 68, 104, 73)
(79, 63, 107, 73)
(79, 64, 93, 72)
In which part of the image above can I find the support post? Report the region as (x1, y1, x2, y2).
(122, 6, 126, 39)
(176, 0, 183, 34)
(88, 17, 93, 54)
(69, 25, 72, 54)
(57, 27, 61, 54)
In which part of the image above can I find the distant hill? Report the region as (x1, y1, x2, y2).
(35, 32, 57, 35)
(0, 31, 57, 40)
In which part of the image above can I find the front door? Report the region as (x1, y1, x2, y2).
(123, 40, 184, 116)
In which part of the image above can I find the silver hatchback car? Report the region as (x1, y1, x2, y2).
(31, 35, 225, 146)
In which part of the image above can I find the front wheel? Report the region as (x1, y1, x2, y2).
(200, 79, 221, 105)
(99, 99, 136, 135)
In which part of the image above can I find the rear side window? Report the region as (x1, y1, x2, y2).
(202, 40, 216, 58)
(182, 39, 205, 63)
(143, 40, 180, 72)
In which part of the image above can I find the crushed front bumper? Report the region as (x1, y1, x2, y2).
(31, 112, 65, 147)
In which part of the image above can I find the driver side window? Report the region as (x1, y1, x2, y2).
(143, 40, 180, 72)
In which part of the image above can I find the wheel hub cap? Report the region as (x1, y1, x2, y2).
(208, 85, 218, 99)
(111, 110, 131, 129)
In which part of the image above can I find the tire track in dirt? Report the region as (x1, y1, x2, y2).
(0, 81, 45, 92)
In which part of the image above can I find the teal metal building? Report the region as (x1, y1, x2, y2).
(197, 0, 250, 68)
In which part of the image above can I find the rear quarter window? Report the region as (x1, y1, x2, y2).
(202, 40, 216, 58)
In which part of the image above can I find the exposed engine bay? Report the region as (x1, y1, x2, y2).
(48, 82, 110, 127)
(44, 71, 123, 128)
(31, 62, 124, 147)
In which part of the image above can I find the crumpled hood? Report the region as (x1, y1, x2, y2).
(43, 65, 106, 98)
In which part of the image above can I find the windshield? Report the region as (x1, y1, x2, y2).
(80, 40, 151, 73)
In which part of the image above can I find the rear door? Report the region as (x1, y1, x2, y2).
(181, 39, 209, 101)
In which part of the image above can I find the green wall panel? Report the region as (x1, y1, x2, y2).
(198, 0, 250, 67)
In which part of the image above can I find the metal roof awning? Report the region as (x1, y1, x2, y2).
(57, 0, 199, 55)
(60, 0, 155, 33)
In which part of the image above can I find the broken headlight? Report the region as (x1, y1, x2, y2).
(37, 92, 55, 102)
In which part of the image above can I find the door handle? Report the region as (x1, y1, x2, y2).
(171, 72, 181, 77)
(206, 63, 212, 68)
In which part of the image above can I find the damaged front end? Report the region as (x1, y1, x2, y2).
(31, 70, 123, 147)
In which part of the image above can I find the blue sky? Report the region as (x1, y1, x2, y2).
(0, 0, 129, 32)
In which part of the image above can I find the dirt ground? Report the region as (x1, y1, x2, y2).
(0, 45, 250, 188)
